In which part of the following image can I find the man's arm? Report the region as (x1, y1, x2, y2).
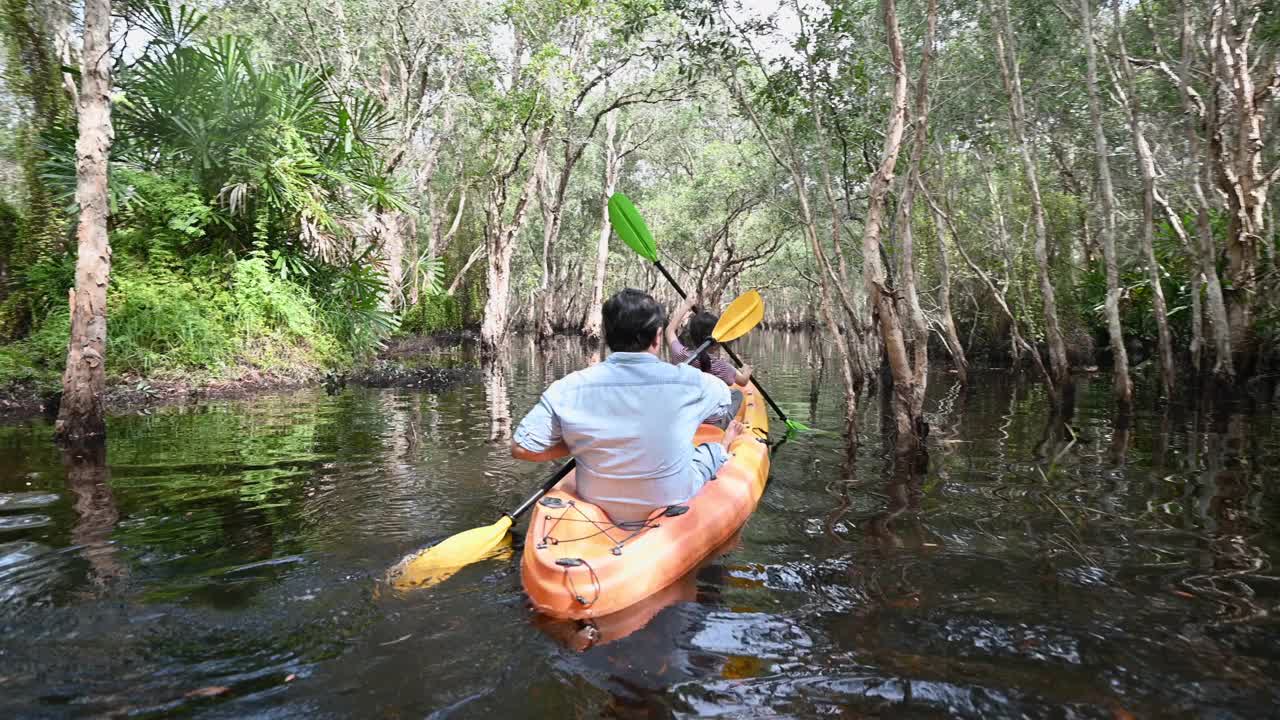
(511, 440, 570, 462)
(511, 388, 568, 462)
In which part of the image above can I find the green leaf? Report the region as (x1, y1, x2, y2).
(608, 192, 658, 263)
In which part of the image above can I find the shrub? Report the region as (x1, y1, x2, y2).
(400, 292, 463, 335)
(229, 253, 345, 369)
(105, 263, 236, 373)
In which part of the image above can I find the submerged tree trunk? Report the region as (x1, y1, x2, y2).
(1177, 0, 1234, 378)
(1111, 6, 1176, 399)
(1207, 1, 1276, 375)
(862, 0, 919, 454)
(1080, 0, 1132, 407)
(54, 0, 113, 444)
(993, 0, 1070, 389)
(893, 0, 938, 425)
(733, 70, 862, 434)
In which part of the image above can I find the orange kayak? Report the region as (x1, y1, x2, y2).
(521, 383, 770, 620)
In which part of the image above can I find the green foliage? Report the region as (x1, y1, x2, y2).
(0, 198, 17, 256)
(229, 253, 345, 368)
(0, 254, 356, 387)
(401, 292, 464, 334)
(0, 2, 406, 386)
(104, 264, 235, 372)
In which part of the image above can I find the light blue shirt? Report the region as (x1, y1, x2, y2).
(513, 351, 732, 517)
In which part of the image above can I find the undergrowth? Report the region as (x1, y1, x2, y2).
(0, 255, 355, 391)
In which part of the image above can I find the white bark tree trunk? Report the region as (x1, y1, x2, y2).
(582, 112, 622, 345)
(1178, 0, 1235, 378)
(479, 135, 546, 354)
(993, 0, 1070, 389)
(55, 0, 113, 444)
(1080, 0, 1133, 406)
(862, 0, 918, 454)
(1112, 5, 1177, 399)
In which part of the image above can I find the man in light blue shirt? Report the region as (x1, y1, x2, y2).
(512, 289, 744, 524)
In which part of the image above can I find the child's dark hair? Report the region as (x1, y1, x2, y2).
(685, 310, 718, 373)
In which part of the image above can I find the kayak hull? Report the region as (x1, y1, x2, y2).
(520, 383, 770, 620)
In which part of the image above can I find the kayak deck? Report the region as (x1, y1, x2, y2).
(521, 383, 770, 619)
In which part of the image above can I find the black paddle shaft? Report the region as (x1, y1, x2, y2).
(654, 260, 791, 426)
(508, 459, 577, 522)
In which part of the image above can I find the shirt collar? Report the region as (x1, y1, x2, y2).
(606, 351, 662, 364)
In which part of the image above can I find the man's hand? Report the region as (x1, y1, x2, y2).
(511, 440, 570, 462)
(735, 364, 754, 386)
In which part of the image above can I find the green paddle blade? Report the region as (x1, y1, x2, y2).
(608, 192, 658, 263)
(784, 418, 811, 433)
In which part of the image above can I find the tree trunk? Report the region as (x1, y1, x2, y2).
(893, 0, 938, 421)
(534, 151, 558, 345)
(993, 0, 1070, 389)
(372, 209, 408, 310)
(1179, 0, 1234, 378)
(925, 181, 1054, 391)
(862, 0, 917, 454)
(582, 112, 622, 345)
(733, 70, 863, 432)
(1080, 0, 1133, 407)
(479, 133, 546, 354)
(54, 0, 113, 444)
(924, 172, 968, 385)
(1208, 0, 1275, 375)
(1111, 5, 1175, 399)
(982, 160, 1022, 367)
(446, 243, 483, 297)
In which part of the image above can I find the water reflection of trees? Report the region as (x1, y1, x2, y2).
(484, 353, 511, 442)
(61, 442, 126, 591)
(1183, 397, 1269, 622)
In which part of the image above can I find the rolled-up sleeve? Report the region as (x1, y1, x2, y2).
(699, 373, 733, 421)
(513, 391, 561, 452)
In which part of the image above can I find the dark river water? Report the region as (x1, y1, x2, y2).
(2, 332, 1278, 718)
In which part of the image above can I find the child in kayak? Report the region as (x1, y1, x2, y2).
(665, 296, 752, 425)
(511, 289, 744, 525)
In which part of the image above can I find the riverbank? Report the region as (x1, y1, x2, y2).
(0, 332, 480, 424)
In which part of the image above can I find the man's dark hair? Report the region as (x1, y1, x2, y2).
(603, 288, 666, 352)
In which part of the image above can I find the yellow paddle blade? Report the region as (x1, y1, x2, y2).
(712, 290, 764, 343)
(386, 515, 514, 590)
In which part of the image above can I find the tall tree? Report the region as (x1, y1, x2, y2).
(1079, 0, 1133, 406)
(923, 170, 967, 386)
(876, 0, 937, 451)
(1206, 0, 1278, 374)
(582, 109, 623, 345)
(1111, 3, 1177, 399)
(1177, 0, 1234, 378)
(992, 0, 1070, 392)
(54, 0, 113, 442)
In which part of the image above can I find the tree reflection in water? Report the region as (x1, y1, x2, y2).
(484, 352, 511, 442)
(60, 441, 126, 592)
(1187, 395, 1268, 623)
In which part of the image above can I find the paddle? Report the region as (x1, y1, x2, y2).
(387, 289, 766, 590)
(608, 192, 811, 434)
